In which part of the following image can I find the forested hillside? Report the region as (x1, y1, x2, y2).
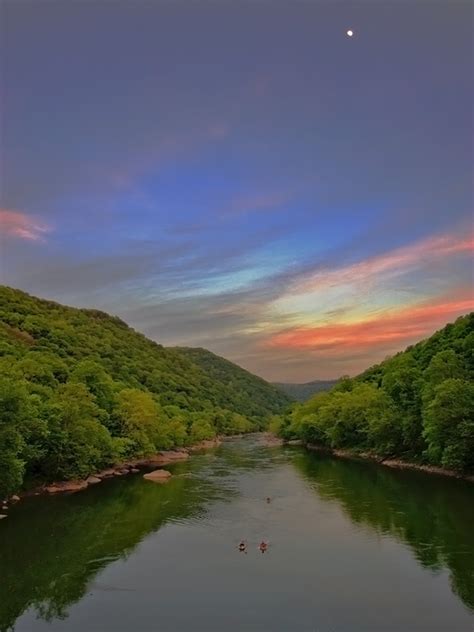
(178, 347, 290, 417)
(271, 314, 474, 474)
(0, 287, 290, 496)
(273, 379, 339, 402)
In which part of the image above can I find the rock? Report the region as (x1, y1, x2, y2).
(10, 495, 20, 502)
(138, 450, 189, 467)
(86, 476, 101, 485)
(130, 468, 139, 473)
(143, 469, 172, 483)
(2, 506, 7, 511)
(287, 439, 303, 446)
(261, 433, 283, 447)
(46, 480, 88, 494)
(0, 514, 7, 520)
(188, 438, 222, 452)
(159, 451, 189, 462)
(119, 468, 130, 475)
(97, 468, 117, 479)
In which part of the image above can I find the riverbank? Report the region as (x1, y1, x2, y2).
(304, 442, 474, 482)
(4, 437, 223, 504)
(2, 432, 473, 632)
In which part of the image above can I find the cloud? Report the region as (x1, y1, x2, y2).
(110, 121, 231, 189)
(0, 209, 51, 242)
(291, 232, 473, 296)
(265, 291, 474, 355)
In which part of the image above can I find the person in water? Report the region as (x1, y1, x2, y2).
(266, 497, 271, 503)
(238, 541, 246, 552)
(259, 541, 268, 553)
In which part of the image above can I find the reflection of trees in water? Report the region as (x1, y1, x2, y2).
(0, 438, 280, 632)
(0, 471, 227, 632)
(291, 451, 474, 612)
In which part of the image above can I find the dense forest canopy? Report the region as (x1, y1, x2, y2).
(271, 313, 474, 475)
(273, 379, 339, 402)
(0, 287, 290, 497)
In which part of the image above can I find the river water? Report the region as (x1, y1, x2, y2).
(1, 435, 473, 631)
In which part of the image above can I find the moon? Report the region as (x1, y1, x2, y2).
(346, 29, 354, 37)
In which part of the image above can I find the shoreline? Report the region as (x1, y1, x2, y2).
(11, 437, 223, 500)
(7, 431, 472, 508)
(303, 442, 474, 483)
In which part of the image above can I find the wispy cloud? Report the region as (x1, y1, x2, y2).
(0, 209, 51, 242)
(291, 232, 473, 296)
(265, 291, 474, 354)
(110, 121, 231, 189)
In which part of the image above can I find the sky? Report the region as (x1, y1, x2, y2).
(1, 0, 473, 382)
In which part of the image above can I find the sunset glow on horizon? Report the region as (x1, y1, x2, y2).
(1, 1, 472, 382)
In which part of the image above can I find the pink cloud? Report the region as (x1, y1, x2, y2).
(265, 291, 474, 355)
(292, 232, 473, 295)
(0, 209, 51, 241)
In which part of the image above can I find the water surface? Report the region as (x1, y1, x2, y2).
(1, 435, 473, 631)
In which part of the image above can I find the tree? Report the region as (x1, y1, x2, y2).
(189, 419, 215, 443)
(0, 380, 28, 497)
(382, 353, 424, 454)
(423, 379, 474, 472)
(71, 360, 116, 413)
(43, 383, 114, 479)
(114, 388, 164, 455)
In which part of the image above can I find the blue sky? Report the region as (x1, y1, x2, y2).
(1, 0, 472, 381)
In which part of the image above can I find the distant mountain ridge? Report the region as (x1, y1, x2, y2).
(273, 379, 339, 402)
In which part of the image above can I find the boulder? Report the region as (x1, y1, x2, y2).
(287, 439, 303, 446)
(143, 469, 172, 483)
(10, 495, 20, 502)
(130, 468, 140, 473)
(97, 468, 118, 479)
(46, 480, 88, 494)
(188, 438, 222, 452)
(0, 514, 7, 520)
(86, 476, 101, 485)
(138, 451, 189, 467)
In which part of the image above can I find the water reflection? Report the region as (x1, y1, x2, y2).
(289, 449, 474, 611)
(1, 440, 473, 632)
(0, 454, 231, 632)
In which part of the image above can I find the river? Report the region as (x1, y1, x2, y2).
(1, 435, 473, 631)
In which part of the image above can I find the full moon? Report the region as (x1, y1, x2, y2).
(346, 29, 354, 37)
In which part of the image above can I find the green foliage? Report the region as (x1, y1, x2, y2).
(189, 419, 216, 443)
(423, 379, 474, 472)
(178, 347, 290, 423)
(272, 379, 338, 402)
(0, 286, 291, 493)
(42, 383, 115, 480)
(275, 314, 474, 474)
(0, 380, 30, 498)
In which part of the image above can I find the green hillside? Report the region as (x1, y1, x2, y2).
(273, 379, 339, 402)
(0, 287, 290, 496)
(178, 347, 291, 416)
(272, 314, 474, 474)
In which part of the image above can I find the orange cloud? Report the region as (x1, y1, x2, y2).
(0, 209, 51, 241)
(292, 232, 473, 295)
(266, 293, 474, 355)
